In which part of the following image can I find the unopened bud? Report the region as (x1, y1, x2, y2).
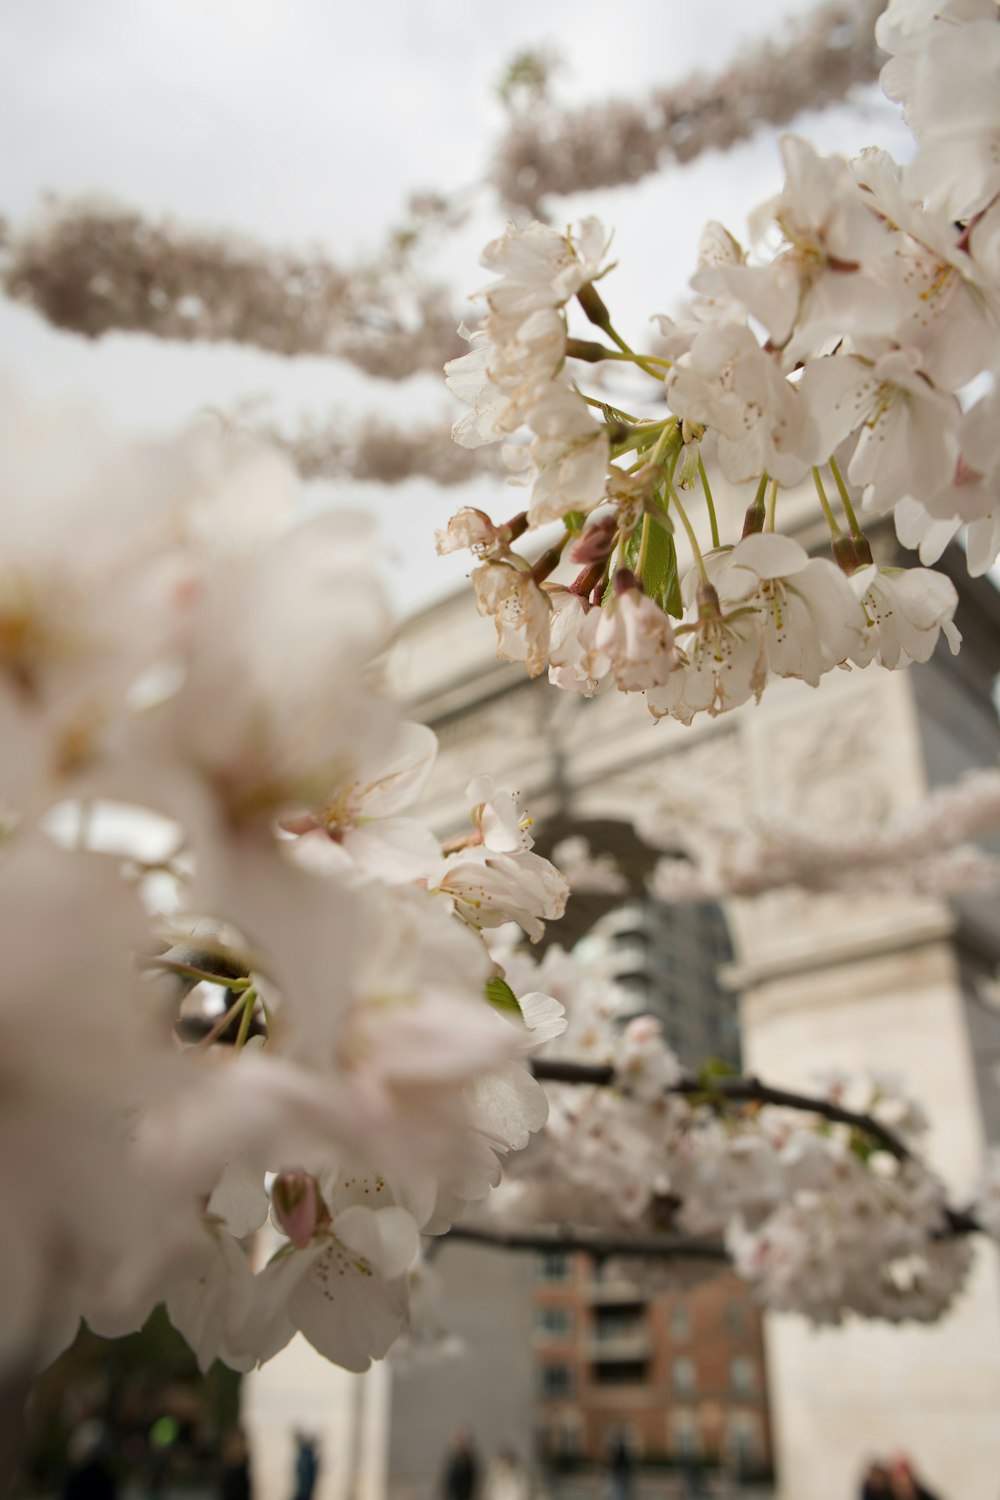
(741, 498, 766, 538)
(676, 442, 701, 491)
(566, 336, 613, 363)
(570, 515, 618, 565)
(831, 535, 861, 572)
(853, 533, 873, 567)
(613, 568, 640, 596)
(576, 281, 612, 333)
(272, 1170, 322, 1250)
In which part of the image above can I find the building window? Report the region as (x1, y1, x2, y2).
(730, 1356, 755, 1394)
(537, 1251, 571, 1282)
(725, 1413, 760, 1470)
(591, 1361, 648, 1386)
(724, 1299, 746, 1338)
(669, 1303, 690, 1341)
(540, 1364, 574, 1396)
(549, 1414, 582, 1459)
(672, 1356, 697, 1394)
(670, 1411, 701, 1460)
(536, 1306, 574, 1339)
(606, 1425, 643, 1461)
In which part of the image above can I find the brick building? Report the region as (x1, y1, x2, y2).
(533, 1250, 772, 1477)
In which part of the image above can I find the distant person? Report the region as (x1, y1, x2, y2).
(442, 1427, 480, 1500)
(889, 1457, 942, 1500)
(62, 1422, 117, 1500)
(485, 1446, 530, 1500)
(608, 1434, 633, 1500)
(291, 1431, 320, 1500)
(220, 1427, 252, 1500)
(861, 1460, 892, 1499)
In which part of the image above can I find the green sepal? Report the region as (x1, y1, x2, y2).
(562, 510, 587, 536)
(485, 976, 521, 1015)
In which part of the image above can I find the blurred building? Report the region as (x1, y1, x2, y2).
(533, 1251, 771, 1476)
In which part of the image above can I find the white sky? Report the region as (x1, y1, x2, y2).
(0, 0, 912, 613)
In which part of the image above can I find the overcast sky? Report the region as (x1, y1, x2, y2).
(0, 0, 912, 612)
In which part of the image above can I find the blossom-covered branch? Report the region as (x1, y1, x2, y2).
(490, 0, 886, 215)
(645, 768, 1000, 903)
(1, 3, 884, 379)
(1, 199, 464, 376)
(232, 408, 500, 486)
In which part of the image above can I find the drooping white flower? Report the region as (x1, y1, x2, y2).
(711, 533, 867, 685)
(434, 846, 569, 944)
(646, 584, 764, 725)
(584, 577, 678, 692)
(524, 381, 610, 525)
(435, 507, 516, 560)
(471, 561, 552, 677)
(848, 563, 962, 668)
(547, 590, 609, 697)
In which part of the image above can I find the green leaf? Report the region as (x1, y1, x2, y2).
(696, 1057, 738, 1087)
(641, 517, 683, 619)
(485, 976, 521, 1015)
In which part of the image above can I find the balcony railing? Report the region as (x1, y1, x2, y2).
(587, 1332, 652, 1361)
(587, 1279, 647, 1305)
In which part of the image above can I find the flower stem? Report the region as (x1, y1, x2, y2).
(828, 454, 864, 538)
(765, 479, 779, 533)
(194, 992, 249, 1049)
(235, 988, 258, 1049)
(580, 393, 639, 425)
(812, 468, 844, 539)
(697, 453, 721, 550)
(666, 474, 709, 586)
(603, 326, 667, 381)
(636, 513, 652, 579)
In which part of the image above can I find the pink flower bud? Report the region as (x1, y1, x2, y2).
(272, 1169, 321, 1249)
(569, 514, 618, 565)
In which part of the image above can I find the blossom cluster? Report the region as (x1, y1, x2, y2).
(444, 0, 1000, 722)
(0, 387, 571, 1379)
(490, 945, 978, 1326)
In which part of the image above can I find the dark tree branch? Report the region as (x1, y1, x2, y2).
(530, 1059, 914, 1161)
(442, 1222, 728, 1262)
